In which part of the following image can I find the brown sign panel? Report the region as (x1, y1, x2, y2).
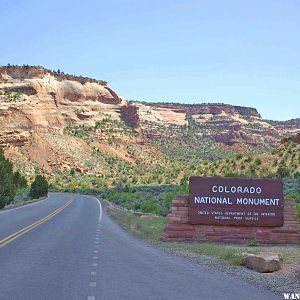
(189, 177, 284, 227)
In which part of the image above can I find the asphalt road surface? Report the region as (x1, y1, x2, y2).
(0, 192, 281, 300)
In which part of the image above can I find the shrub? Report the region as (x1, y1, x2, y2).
(140, 199, 160, 214)
(235, 153, 243, 160)
(277, 163, 290, 178)
(254, 158, 262, 166)
(286, 191, 300, 201)
(30, 175, 49, 199)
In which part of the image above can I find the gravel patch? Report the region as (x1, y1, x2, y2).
(161, 247, 300, 295)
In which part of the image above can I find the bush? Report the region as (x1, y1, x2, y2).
(30, 175, 49, 199)
(101, 184, 186, 216)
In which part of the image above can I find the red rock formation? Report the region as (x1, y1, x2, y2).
(120, 104, 140, 130)
(3, 85, 37, 95)
(281, 133, 300, 144)
(0, 65, 122, 130)
(0, 130, 30, 147)
(137, 102, 260, 118)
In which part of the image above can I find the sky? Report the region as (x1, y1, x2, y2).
(0, 0, 299, 120)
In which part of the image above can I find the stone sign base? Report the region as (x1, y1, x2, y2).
(162, 195, 300, 244)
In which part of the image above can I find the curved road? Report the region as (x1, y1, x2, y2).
(0, 192, 281, 300)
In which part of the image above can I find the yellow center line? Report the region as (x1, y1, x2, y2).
(0, 197, 74, 249)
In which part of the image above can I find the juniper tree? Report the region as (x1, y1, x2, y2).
(30, 175, 48, 199)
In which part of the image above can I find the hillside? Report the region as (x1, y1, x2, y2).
(196, 139, 300, 178)
(195, 136, 300, 198)
(134, 101, 300, 162)
(0, 65, 300, 189)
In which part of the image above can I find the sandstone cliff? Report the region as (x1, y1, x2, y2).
(0, 65, 127, 131)
(0, 65, 299, 175)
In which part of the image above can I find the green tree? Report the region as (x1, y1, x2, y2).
(0, 149, 16, 209)
(30, 175, 48, 199)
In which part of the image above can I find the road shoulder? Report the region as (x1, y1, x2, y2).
(101, 196, 300, 295)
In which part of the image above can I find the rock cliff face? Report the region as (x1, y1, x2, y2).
(119, 104, 140, 129)
(0, 65, 108, 85)
(137, 102, 260, 118)
(133, 101, 299, 149)
(270, 118, 300, 130)
(0, 130, 31, 147)
(0, 65, 299, 172)
(281, 133, 300, 144)
(0, 66, 128, 133)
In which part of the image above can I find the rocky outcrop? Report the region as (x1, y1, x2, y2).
(281, 133, 300, 144)
(135, 100, 300, 148)
(0, 130, 31, 147)
(120, 104, 140, 129)
(134, 102, 260, 118)
(2, 85, 37, 95)
(215, 131, 245, 146)
(0, 65, 123, 130)
(270, 118, 300, 129)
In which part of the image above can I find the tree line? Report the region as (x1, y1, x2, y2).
(0, 149, 48, 209)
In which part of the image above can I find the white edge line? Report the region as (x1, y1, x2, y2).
(0, 196, 49, 214)
(85, 195, 102, 223)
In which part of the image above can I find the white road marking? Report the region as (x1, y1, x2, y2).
(85, 196, 102, 300)
(0, 197, 48, 214)
(83, 195, 103, 223)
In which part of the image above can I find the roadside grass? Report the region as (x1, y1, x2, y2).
(104, 199, 300, 267)
(296, 203, 300, 222)
(104, 202, 166, 243)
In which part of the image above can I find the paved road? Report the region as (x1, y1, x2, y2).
(0, 192, 281, 300)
